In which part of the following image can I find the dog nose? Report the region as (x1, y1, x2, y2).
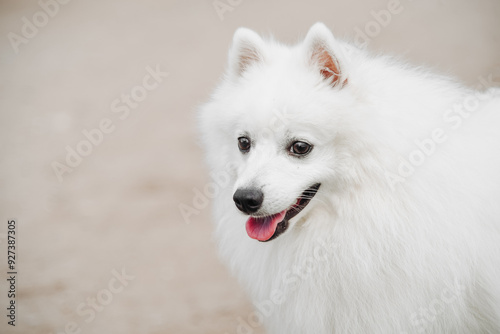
(233, 188, 264, 214)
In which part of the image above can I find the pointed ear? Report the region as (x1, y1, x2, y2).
(303, 23, 347, 88)
(228, 27, 265, 77)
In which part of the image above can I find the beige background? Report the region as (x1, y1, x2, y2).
(0, 0, 499, 333)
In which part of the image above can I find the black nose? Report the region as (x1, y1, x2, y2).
(233, 188, 264, 214)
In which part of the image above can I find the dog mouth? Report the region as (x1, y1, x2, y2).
(245, 183, 321, 242)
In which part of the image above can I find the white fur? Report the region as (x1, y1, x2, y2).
(198, 23, 500, 333)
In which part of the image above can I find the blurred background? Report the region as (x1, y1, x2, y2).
(0, 0, 499, 333)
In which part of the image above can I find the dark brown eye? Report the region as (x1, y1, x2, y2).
(290, 141, 312, 156)
(238, 137, 251, 152)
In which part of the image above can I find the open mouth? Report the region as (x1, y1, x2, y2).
(245, 183, 321, 242)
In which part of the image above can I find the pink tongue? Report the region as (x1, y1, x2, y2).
(246, 210, 287, 241)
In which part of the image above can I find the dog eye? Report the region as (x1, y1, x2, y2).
(238, 137, 251, 152)
(290, 141, 312, 156)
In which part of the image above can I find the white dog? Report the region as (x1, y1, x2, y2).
(198, 23, 500, 333)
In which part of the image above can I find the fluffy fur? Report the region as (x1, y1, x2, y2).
(198, 23, 500, 333)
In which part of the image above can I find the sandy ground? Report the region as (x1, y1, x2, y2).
(0, 1, 499, 333)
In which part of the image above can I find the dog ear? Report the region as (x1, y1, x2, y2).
(304, 22, 347, 88)
(229, 27, 265, 77)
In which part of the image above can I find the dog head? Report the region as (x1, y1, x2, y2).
(200, 23, 358, 242)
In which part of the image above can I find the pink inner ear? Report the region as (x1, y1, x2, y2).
(314, 47, 346, 87)
(238, 47, 261, 75)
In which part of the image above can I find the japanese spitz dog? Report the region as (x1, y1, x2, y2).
(198, 23, 500, 333)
